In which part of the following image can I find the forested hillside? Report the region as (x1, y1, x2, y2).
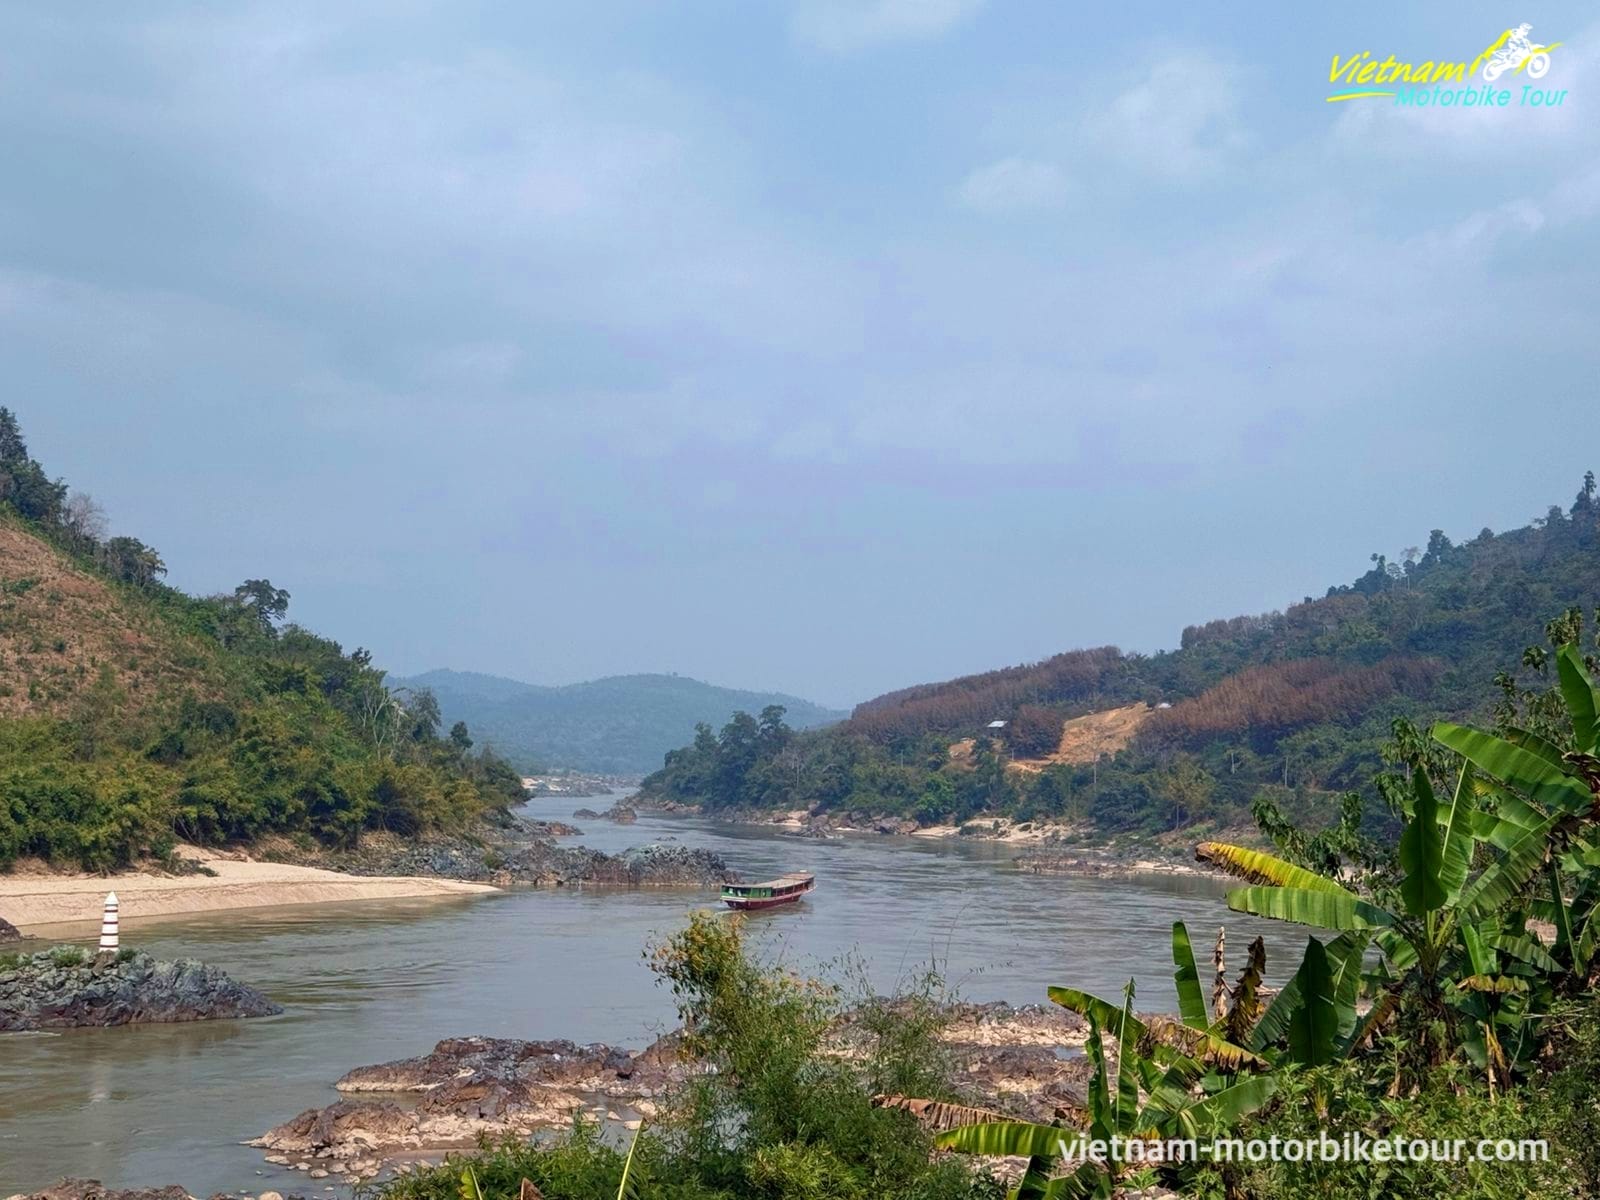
(641, 475, 1600, 836)
(0, 409, 524, 870)
(397, 668, 845, 774)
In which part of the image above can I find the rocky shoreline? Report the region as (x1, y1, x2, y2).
(248, 1000, 1089, 1176)
(270, 823, 735, 890)
(0, 948, 281, 1031)
(629, 797, 1219, 877)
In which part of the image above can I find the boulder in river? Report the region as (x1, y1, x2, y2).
(0, 948, 281, 1031)
(0, 915, 24, 943)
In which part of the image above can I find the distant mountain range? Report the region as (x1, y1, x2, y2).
(392, 669, 847, 774)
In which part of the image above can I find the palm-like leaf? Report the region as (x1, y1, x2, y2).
(1173, 1073, 1278, 1137)
(873, 1095, 1020, 1132)
(1194, 843, 1356, 896)
(1557, 646, 1600, 753)
(1170, 922, 1208, 1029)
(1226, 886, 1395, 930)
(1432, 722, 1591, 815)
(936, 1120, 1071, 1159)
(1438, 763, 1476, 903)
(1143, 1015, 1267, 1070)
(1283, 936, 1339, 1067)
(1399, 770, 1447, 917)
(1253, 931, 1366, 1050)
(1457, 812, 1557, 918)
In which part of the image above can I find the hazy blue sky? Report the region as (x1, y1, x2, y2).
(4, 2, 1597, 708)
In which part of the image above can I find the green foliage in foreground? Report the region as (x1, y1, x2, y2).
(368, 913, 1002, 1200)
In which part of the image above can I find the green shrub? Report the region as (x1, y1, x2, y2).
(47, 944, 89, 968)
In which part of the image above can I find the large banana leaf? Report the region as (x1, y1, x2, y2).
(873, 1095, 1019, 1133)
(1490, 931, 1560, 974)
(1432, 722, 1591, 815)
(1460, 920, 1496, 977)
(1142, 1016, 1268, 1070)
(1112, 982, 1140, 1133)
(1082, 1008, 1112, 1143)
(936, 1121, 1072, 1159)
(1283, 936, 1339, 1067)
(1438, 763, 1476, 902)
(1170, 922, 1209, 1029)
(1472, 782, 1550, 850)
(1172, 1073, 1278, 1138)
(1399, 770, 1446, 917)
(1195, 843, 1356, 896)
(1458, 811, 1557, 918)
(1037, 1163, 1115, 1200)
(1252, 931, 1367, 1050)
(1226, 886, 1395, 930)
(1548, 864, 1575, 965)
(1558, 645, 1600, 753)
(1375, 927, 1417, 973)
(1048, 986, 1141, 1036)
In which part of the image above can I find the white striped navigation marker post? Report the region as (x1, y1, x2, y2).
(98, 890, 120, 959)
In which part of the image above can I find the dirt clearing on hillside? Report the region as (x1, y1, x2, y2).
(1005, 703, 1153, 774)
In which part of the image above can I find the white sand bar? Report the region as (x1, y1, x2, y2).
(0, 847, 495, 930)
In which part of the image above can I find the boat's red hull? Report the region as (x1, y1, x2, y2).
(722, 892, 807, 911)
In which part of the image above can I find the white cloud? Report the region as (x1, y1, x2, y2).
(790, 0, 983, 53)
(955, 157, 1071, 214)
(1091, 53, 1247, 180)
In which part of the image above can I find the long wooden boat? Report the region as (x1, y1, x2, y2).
(720, 872, 815, 911)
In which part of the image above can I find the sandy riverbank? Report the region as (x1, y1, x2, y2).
(0, 847, 496, 930)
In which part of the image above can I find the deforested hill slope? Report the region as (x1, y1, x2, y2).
(0, 408, 525, 871)
(397, 668, 846, 774)
(0, 516, 228, 718)
(641, 475, 1600, 835)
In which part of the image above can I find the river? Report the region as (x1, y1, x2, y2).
(0, 796, 1289, 1196)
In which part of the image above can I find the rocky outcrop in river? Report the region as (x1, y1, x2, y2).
(0, 915, 23, 942)
(279, 818, 732, 889)
(251, 1001, 1088, 1168)
(252, 1034, 681, 1170)
(0, 948, 281, 1031)
(6, 1179, 198, 1200)
(572, 803, 636, 824)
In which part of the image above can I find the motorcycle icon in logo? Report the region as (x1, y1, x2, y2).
(1482, 23, 1553, 81)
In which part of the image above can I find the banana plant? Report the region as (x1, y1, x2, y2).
(936, 980, 1276, 1199)
(1169, 917, 1389, 1081)
(1203, 763, 1544, 1002)
(1433, 644, 1600, 986)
